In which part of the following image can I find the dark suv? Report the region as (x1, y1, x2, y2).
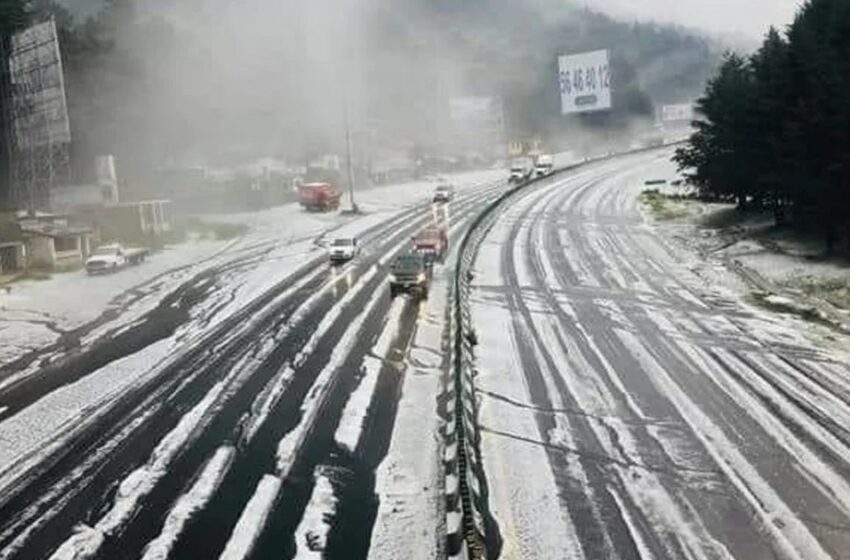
(389, 253, 431, 300)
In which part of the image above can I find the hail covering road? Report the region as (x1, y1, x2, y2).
(471, 151, 850, 559)
(0, 174, 504, 560)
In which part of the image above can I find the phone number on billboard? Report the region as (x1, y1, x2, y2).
(558, 65, 610, 95)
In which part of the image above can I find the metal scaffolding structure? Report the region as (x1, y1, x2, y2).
(2, 17, 71, 212)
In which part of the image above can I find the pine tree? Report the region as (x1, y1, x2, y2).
(675, 53, 755, 207)
(750, 27, 792, 219)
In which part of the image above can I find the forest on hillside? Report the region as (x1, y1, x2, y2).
(675, 0, 850, 251)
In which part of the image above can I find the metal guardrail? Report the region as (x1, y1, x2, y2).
(444, 144, 681, 559)
(444, 167, 568, 560)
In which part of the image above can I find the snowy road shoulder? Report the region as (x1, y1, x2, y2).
(368, 273, 449, 560)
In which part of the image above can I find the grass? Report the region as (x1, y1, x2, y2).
(789, 278, 850, 310)
(750, 291, 824, 322)
(639, 189, 690, 221)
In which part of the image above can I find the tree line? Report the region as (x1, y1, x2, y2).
(675, 0, 850, 251)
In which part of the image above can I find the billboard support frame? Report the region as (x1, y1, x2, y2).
(7, 16, 72, 212)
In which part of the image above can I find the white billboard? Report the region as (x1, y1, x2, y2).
(8, 19, 71, 150)
(662, 103, 695, 122)
(449, 96, 504, 133)
(557, 49, 612, 114)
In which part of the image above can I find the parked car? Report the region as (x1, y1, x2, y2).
(85, 243, 149, 275)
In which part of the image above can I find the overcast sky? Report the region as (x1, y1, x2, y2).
(589, 0, 803, 38)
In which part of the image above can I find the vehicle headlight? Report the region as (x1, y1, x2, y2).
(389, 274, 398, 282)
(417, 273, 426, 282)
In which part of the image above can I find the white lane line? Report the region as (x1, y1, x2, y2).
(277, 275, 387, 477)
(292, 467, 337, 559)
(218, 475, 281, 560)
(50, 373, 234, 560)
(141, 446, 236, 560)
(219, 274, 392, 560)
(692, 346, 850, 516)
(334, 356, 382, 454)
(616, 328, 833, 560)
(243, 364, 294, 445)
(371, 297, 406, 360)
(0, 408, 156, 559)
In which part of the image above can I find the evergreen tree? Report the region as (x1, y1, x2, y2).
(675, 53, 755, 207)
(677, 0, 850, 249)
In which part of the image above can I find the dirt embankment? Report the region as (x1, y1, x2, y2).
(640, 188, 850, 333)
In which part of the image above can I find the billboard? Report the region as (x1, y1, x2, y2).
(662, 103, 695, 122)
(557, 49, 612, 114)
(8, 19, 71, 150)
(449, 96, 504, 133)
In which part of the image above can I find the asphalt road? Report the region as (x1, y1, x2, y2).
(472, 152, 850, 560)
(0, 178, 502, 560)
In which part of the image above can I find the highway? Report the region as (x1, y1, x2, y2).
(0, 175, 503, 560)
(3, 150, 850, 560)
(470, 151, 850, 559)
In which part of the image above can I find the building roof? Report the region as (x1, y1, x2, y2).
(21, 222, 92, 239)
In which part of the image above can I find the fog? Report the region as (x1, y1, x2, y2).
(589, 0, 801, 38)
(55, 0, 726, 185)
(97, 0, 476, 175)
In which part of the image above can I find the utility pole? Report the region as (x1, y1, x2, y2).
(344, 97, 357, 213)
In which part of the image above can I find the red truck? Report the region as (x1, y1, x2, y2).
(299, 182, 341, 212)
(414, 226, 448, 264)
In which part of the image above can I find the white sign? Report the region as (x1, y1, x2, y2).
(449, 97, 504, 133)
(558, 49, 612, 114)
(8, 19, 71, 149)
(662, 104, 695, 122)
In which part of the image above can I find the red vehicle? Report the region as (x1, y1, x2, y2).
(299, 182, 341, 212)
(414, 226, 448, 264)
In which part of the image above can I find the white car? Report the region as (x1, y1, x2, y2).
(433, 184, 454, 203)
(328, 237, 360, 263)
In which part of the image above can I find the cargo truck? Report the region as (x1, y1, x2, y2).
(299, 183, 341, 212)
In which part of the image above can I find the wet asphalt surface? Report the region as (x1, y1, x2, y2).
(0, 181, 501, 560)
(472, 153, 850, 559)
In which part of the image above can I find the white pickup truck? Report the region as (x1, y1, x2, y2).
(85, 243, 149, 275)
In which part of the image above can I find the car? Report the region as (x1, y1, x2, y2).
(414, 226, 448, 265)
(433, 184, 455, 203)
(389, 252, 431, 300)
(328, 237, 359, 263)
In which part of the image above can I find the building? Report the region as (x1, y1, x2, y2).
(81, 200, 172, 246)
(0, 214, 25, 276)
(18, 212, 92, 271)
